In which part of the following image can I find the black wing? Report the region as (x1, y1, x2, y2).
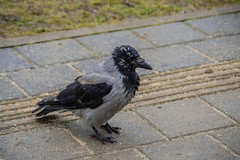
(33, 80, 112, 116)
(57, 81, 112, 108)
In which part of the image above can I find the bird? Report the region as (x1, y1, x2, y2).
(32, 45, 153, 144)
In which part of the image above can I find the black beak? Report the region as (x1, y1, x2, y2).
(132, 57, 153, 70)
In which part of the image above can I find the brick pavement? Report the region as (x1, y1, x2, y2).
(0, 5, 240, 160)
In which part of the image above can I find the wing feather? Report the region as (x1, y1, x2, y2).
(33, 74, 113, 116)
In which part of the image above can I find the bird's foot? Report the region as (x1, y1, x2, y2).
(91, 126, 117, 144)
(101, 122, 121, 134)
(90, 134, 116, 144)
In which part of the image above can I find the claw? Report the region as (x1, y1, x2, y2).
(101, 122, 121, 134)
(91, 126, 117, 144)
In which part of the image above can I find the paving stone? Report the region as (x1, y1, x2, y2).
(0, 127, 89, 160)
(16, 39, 94, 66)
(201, 89, 240, 123)
(8, 64, 78, 96)
(0, 48, 32, 72)
(76, 31, 153, 55)
(189, 35, 240, 62)
(139, 134, 239, 160)
(132, 22, 206, 46)
(136, 98, 233, 138)
(83, 148, 146, 160)
(73, 57, 106, 74)
(186, 13, 240, 36)
(66, 111, 163, 153)
(0, 77, 25, 101)
(211, 127, 240, 155)
(140, 45, 211, 72)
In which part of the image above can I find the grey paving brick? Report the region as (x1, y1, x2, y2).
(136, 98, 233, 138)
(189, 35, 240, 62)
(8, 64, 78, 96)
(0, 127, 89, 160)
(140, 45, 211, 72)
(211, 127, 240, 155)
(83, 148, 146, 160)
(73, 57, 106, 74)
(66, 111, 163, 153)
(16, 39, 94, 66)
(139, 134, 239, 160)
(76, 31, 153, 55)
(201, 89, 240, 123)
(132, 22, 206, 46)
(0, 77, 25, 101)
(0, 48, 32, 72)
(186, 13, 240, 36)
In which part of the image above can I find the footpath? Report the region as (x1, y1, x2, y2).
(0, 4, 240, 160)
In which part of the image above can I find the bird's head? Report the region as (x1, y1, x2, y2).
(112, 45, 152, 75)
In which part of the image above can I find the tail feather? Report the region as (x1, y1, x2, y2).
(32, 105, 45, 113)
(37, 96, 59, 106)
(33, 96, 64, 117)
(35, 105, 64, 117)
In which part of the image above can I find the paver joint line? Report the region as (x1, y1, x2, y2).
(133, 110, 170, 141)
(184, 44, 219, 63)
(206, 133, 240, 157)
(198, 97, 239, 125)
(12, 47, 39, 67)
(63, 127, 95, 155)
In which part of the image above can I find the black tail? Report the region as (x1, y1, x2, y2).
(33, 96, 65, 117)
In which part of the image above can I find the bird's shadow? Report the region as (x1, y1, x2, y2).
(35, 115, 61, 124)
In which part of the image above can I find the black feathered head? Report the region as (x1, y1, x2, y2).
(112, 45, 152, 75)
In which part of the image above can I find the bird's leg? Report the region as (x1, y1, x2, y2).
(90, 126, 116, 144)
(101, 122, 121, 134)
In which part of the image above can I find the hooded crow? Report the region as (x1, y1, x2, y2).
(33, 45, 153, 144)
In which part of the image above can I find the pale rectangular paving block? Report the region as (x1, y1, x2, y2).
(73, 57, 106, 74)
(132, 22, 206, 46)
(201, 89, 240, 123)
(189, 35, 240, 62)
(186, 13, 240, 36)
(66, 111, 163, 153)
(136, 98, 233, 138)
(16, 39, 94, 66)
(0, 48, 32, 72)
(8, 64, 78, 95)
(210, 127, 240, 155)
(0, 77, 25, 101)
(76, 31, 153, 55)
(83, 149, 146, 160)
(141, 45, 211, 72)
(0, 127, 89, 160)
(139, 134, 239, 160)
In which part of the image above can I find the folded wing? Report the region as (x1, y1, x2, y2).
(33, 77, 112, 116)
